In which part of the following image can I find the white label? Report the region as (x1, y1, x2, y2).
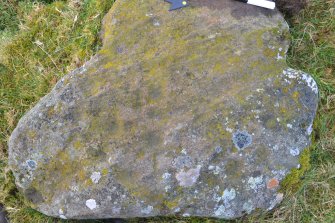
(248, 0, 276, 9)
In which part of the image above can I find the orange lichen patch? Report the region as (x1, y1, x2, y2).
(267, 178, 279, 189)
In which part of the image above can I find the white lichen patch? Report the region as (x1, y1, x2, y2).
(59, 215, 67, 219)
(70, 185, 79, 192)
(290, 148, 300, 156)
(277, 54, 284, 60)
(58, 209, 64, 215)
(302, 73, 318, 94)
(165, 185, 171, 192)
(90, 171, 101, 184)
(86, 199, 97, 210)
(222, 188, 236, 203)
(141, 205, 153, 215)
(58, 208, 67, 218)
(176, 165, 201, 187)
(208, 32, 222, 40)
(243, 200, 254, 214)
(145, 13, 154, 17)
(152, 18, 160, 26)
(247, 176, 264, 191)
(208, 165, 221, 175)
(283, 68, 318, 95)
(226, 127, 233, 133)
(271, 169, 287, 178)
(162, 172, 171, 180)
(214, 188, 236, 204)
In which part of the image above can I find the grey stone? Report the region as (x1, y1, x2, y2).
(8, 0, 318, 220)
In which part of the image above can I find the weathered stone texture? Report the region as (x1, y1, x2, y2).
(9, 0, 318, 219)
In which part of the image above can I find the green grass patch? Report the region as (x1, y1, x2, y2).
(0, 0, 18, 32)
(0, 0, 334, 222)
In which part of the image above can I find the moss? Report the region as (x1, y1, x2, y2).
(280, 148, 311, 192)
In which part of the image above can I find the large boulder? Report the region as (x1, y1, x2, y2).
(8, 0, 318, 220)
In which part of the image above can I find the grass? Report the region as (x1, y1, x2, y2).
(0, 0, 334, 222)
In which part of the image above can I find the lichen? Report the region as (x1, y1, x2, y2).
(86, 199, 97, 210)
(232, 130, 252, 150)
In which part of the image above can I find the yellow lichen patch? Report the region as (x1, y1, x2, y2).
(77, 169, 87, 181)
(231, 147, 238, 153)
(164, 197, 180, 210)
(73, 140, 82, 150)
(47, 107, 55, 117)
(90, 80, 107, 97)
(292, 91, 300, 104)
(101, 168, 109, 176)
(83, 178, 94, 188)
(207, 121, 229, 142)
(283, 87, 289, 94)
(30, 148, 103, 204)
(244, 29, 267, 48)
(136, 149, 145, 160)
(263, 48, 277, 58)
(104, 61, 114, 69)
(213, 62, 223, 73)
(27, 130, 37, 139)
(227, 56, 241, 65)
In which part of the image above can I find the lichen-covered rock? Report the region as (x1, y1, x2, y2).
(8, 0, 318, 220)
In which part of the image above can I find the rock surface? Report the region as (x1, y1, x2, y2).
(8, 0, 318, 219)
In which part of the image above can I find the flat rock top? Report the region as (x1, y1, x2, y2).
(9, 0, 318, 220)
